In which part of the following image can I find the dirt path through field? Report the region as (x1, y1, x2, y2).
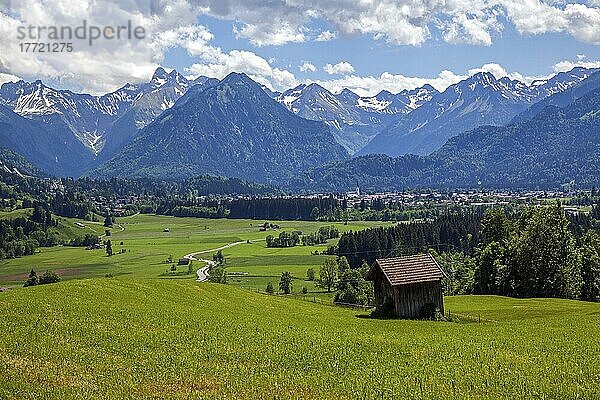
(183, 241, 249, 282)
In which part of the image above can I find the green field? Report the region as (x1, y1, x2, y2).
(1, 279, 599, 399)
(1, 214, 599, 399)
(0, 214, 391, 291)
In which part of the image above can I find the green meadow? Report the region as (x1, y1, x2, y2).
(1, 279, 599, 399)
(1, 214, 599, 399)
(0, 213, 391, 290)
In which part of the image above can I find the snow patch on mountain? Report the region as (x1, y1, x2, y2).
(0, 68, 207, 155)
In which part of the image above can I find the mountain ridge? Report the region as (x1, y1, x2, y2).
(89, 72, 349, 183)
(290, 80, 600, 191)
(0, 66, 597, 183)
(0, 68, 212, 157)
(357, 68, 597, 157)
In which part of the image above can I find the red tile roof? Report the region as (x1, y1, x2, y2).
(365, 254, 446, 286)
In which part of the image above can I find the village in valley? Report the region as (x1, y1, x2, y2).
(81, 185, 596, 219)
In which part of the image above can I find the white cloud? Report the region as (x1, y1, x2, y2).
(315, 30, 337, 41)
(309, 61, 572, 97)
(466, 63, 533, 82)
(2, 0, 600, 96)
(0, 0, 301, 93)
(233, 21, 306, 46)
(198, 0, 309, 46)
(0, 0, 201, 94)
(442, 13, 502, 46)
(186, 49, 298, 92)
(196, 0, 433, 46)
(195, 0, 600, 46)
(0, 73, 21, 86)
(501, 0, 600, 44)
(553, 58, 600, 72)
(333, 1, 431, 46)
(324, 61, 355, 75)
(311, 70, 466, 97)
(299, 62, 317, 72)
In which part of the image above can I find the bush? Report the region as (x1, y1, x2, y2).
(266, 282, 274, 294)
(23, 269, 38, 287)
(39, 270, 61, 285)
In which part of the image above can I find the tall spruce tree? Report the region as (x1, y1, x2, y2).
(580, 230, 600, 301)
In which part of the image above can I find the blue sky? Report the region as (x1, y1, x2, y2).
(1, 0, 600, 95)
(164, 14, 599, 83)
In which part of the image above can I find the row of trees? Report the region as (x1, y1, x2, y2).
(337, 202, 599, 302)
(467, 203, 599, 300)
(301, 226, 340, 246)
(433, 203, 600, 301)
(168, 205, 229, 219)
(265, 226, 341, 248)
(227, 197, 340, 220)
(153, 196, 443, 223)
(266, 231, 301, 248)
(338, 211, 484, 268)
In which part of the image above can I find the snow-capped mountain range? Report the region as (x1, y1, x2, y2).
(358, 67, 598, 157)
(0, 67, 206, 155)
(270, 67, 596, 155)
(90, 72, 348, 182)
(0, 66, 597, 178)
(273, 83, 438, 153)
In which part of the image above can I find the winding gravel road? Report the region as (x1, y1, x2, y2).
(183, 241, 248, 282)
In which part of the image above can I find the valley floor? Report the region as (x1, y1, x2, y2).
(0, 215, 599, 399)
(0, 214, 392, 292)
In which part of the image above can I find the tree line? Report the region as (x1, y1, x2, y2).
(464, 203, 599, 300)
(0, 203, 58, 259)
(338, 202, 599, 301)
(337, 211, 484, 268)
(266, 226, 340, 248)
(0, 202, 102, 260)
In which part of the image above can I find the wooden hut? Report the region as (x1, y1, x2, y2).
(365, 254, 446, 318)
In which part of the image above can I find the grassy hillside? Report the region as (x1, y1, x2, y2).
(0, 279, 599, 399)
(0, 208, 105, 239)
